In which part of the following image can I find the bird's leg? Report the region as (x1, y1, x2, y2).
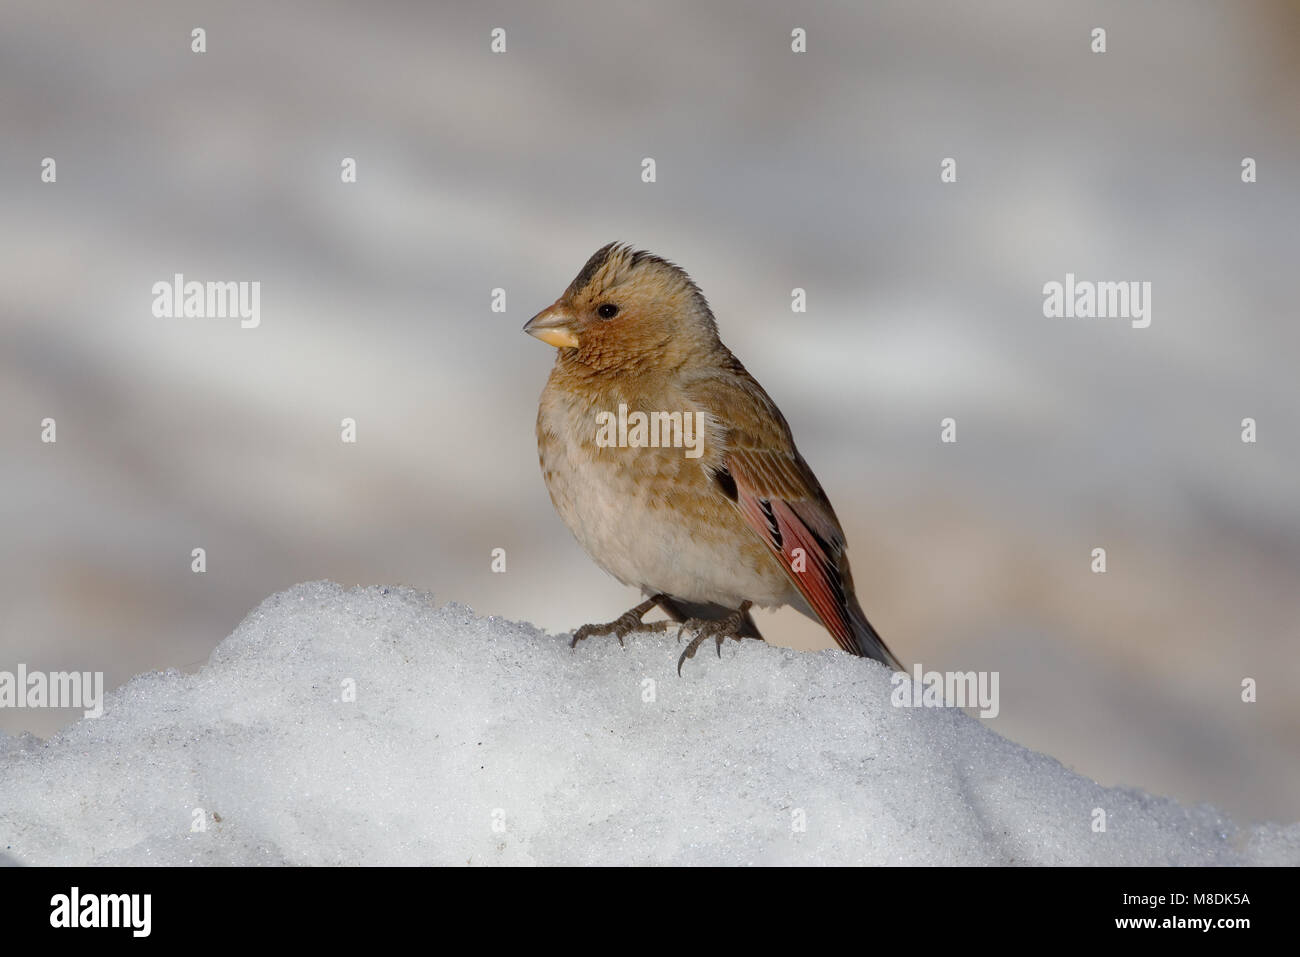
(676, 600, 756, 676)
(570, 593, 676, 649)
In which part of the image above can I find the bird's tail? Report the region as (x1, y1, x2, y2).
(847, 594, 902, 671)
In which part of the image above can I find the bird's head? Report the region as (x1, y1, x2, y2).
(524, 243, 720, 371)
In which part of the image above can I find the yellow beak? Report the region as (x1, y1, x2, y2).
(523, 304, 580, 349)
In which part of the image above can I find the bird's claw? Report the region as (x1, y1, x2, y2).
(676, 601, 754, 676)
(570, 596, 674, 649)
(571, 598, 756, 675)
(571, 611, 640, 648)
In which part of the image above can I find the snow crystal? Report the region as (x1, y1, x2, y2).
(0, 581, 1293, 865)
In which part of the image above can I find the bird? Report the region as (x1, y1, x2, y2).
(524, 243, 901, 674)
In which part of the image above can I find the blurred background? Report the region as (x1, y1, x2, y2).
(2, 0, 1297, 825)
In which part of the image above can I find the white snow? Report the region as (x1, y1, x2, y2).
(1, 581, 1295, 866)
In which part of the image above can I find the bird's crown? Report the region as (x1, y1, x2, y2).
(565, 242, 710, 317)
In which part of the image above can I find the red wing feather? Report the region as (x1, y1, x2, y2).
(725, 449, 900, 668)
(733, 478, 859, 654)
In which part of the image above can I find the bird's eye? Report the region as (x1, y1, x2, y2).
(596, 303, 619, 319)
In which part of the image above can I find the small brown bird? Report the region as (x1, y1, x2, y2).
(525, 243, 901, 673)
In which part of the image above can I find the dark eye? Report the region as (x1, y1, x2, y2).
(596, 303, 619, 319)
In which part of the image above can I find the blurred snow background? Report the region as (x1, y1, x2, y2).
(3, 582, 1296, 866)
(1, 0, 1298, 825)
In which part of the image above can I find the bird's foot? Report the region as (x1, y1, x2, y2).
(571, 594, 674, 649)
(676, 601, 755, 676)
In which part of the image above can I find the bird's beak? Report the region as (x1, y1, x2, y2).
(523, 304, 580, 349)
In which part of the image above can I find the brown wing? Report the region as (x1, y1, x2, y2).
(689, 360, 900, 667)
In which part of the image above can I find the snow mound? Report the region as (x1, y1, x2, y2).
(1, 582, 1294, 865)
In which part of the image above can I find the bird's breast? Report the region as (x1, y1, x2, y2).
(536, 382, 794, 608)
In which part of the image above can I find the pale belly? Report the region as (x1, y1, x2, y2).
(538, 401, 794, 609)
